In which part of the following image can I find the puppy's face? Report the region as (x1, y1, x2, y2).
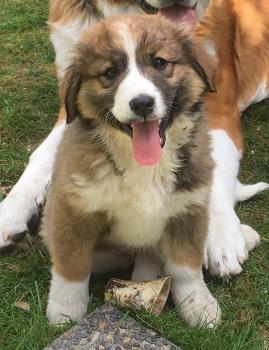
(64, 15, 214, 165)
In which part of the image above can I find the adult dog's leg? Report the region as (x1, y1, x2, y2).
(0, 108, 66, 252)
(204, 101, 266, 277)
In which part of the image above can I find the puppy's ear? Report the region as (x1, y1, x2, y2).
(60, 65, 82, 123)
(184, 39, 217, 92)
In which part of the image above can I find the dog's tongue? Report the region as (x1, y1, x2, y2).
(160, 4, 196, 27)
(132, 120, 162, 166)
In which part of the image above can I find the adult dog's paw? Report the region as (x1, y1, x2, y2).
(204, 209, 249, 277)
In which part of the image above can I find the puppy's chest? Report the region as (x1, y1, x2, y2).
(74, 165, 178, 247)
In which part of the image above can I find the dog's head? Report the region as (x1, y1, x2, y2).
(115, 0, 210, 22)
(62, 15, 215, 166)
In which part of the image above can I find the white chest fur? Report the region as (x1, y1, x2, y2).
(73, 158, 207, 248)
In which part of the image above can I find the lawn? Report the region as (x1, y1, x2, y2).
(0, 1, 268, 349)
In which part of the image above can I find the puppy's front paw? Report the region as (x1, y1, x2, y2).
(173, 281, 221, 328)
(47, 297, 88, 324)
(180, 288, 221, 328)
(47, 269, 90, 325)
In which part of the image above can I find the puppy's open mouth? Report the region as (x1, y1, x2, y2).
(106, 111, 173, 166)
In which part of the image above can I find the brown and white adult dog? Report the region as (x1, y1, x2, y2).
(41, 14, 220, 327)
(0, 0, 268, 278)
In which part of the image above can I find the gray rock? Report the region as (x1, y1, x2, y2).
(44, 304, 181, 350)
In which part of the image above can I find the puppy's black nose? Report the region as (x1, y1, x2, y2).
(129, 94, 155, 118)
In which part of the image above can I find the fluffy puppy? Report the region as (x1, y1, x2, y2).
(41, 14, 221, 327)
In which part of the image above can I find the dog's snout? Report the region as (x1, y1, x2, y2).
(176, 0, 197, 8)
(129, 94, 155, 118)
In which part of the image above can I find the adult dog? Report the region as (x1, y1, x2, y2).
(0, 0, 268, 278)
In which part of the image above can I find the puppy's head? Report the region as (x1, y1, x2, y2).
(63, 15, 215, 166)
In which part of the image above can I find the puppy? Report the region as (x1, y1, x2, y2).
(41, 14, 221, 327)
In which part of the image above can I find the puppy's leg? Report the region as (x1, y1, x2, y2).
(131, 250, 162, 281)
(160, 206, 221, 328)
(43, 199, 102, 324)
(0, 109, 66, 252)
(47, 268, 90, 325)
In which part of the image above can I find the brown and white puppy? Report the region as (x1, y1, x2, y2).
(41, 14, 221, 327)
(1, 0, 267, 280)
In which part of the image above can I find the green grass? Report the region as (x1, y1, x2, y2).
(0, 1, 268, 349)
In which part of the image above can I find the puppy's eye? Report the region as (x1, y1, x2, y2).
(104, 67, 117, 80)
(152, 57, 167, 70)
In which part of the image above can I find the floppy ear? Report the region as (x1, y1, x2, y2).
(184, 39, 217, 92)
(60, 65, 82, 123)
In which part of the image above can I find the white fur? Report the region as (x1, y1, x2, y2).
(164, 262, 221, 327)
(205, 130, 266, 277)
(239, 78, 269, 111)
(241, 224, 261, 252)
(112, 27, 165, 124)
(236, 180, 269, 202)
(0, 123, 65, 249)
(49, 1, 140, 80)
(49, 19, 96, 79)
(203, 40, 217, 59)
(73, 167, 208, 248)
(205, 130, 248, 277)
(47, 268, 90, 324)
(196, 0, 210, 20)
(96, 0, 141, 17)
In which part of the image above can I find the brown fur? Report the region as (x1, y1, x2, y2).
(49, 0, 100, 24)
(160, 204, 209, 269)
(195, 0, 269, 150)
(41, 15, 214, 281)
(50, 0, 269, 150)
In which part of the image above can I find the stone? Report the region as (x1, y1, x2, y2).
(43, 304, 181, 350)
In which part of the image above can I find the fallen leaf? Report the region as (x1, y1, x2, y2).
(14, 301, 30, 311)
(7, 264, 21, 273)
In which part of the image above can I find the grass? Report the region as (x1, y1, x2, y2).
(0, 1, 268, 349)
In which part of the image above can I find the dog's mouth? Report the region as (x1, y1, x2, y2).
(110, 115, 171, 166)
(138, 0, 197, 27)
(105, 96, 179, 165)
(159, 4, 196, 26)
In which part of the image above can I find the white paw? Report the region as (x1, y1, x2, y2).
(205, 209, 248, 277)
(47, 297, 88, 325)
(0, 124, 65, 252)
(241, 224, 261, 252)
(180, 289, 220, 328)
(47, 269, 90, 325)
(172, 278, 221, 328)
(0, 196, 37, 251)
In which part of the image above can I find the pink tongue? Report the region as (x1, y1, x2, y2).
(132, 120, 162, 166)
(160, 4, 196, 28)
